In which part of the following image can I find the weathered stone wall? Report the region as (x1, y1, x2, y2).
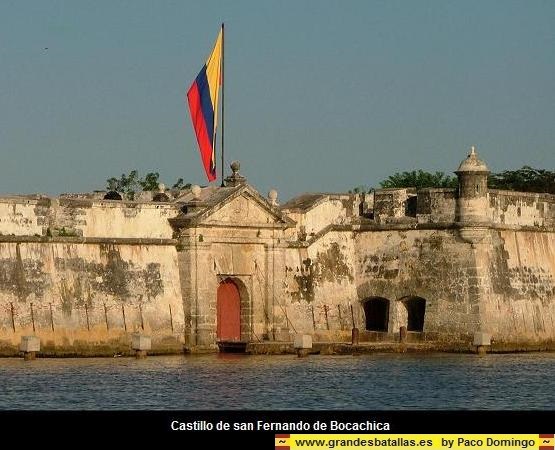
(76, 201, 177, 239)
(416, 188, 457, 224)
(0, 195, 184, 355)
(479, 229, 555, 344)
(1, 176, 554, 355)
(278, 225, 555, 347)
(281, 231, 357, 341)
(283, 194, 362, 239)
(0, 197, 48, 236)
(372, 188, 555, 228)
(373, 189, 417, 223)
(0, 240, 183, 355)
(0, 197, 179, 239)
(354, 228, 480, 342)
(488, 190, 555, 227)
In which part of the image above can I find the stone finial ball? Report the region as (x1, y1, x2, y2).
(191, 185, 202, 199)
(157, 183, 166, 192)
(230, 160, 241, 173)
(268, 189, 278, 201)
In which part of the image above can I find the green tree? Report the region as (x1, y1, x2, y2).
(488, 166, 555, 194)
(172, 178, 192, 190)
(379, 170, 458, 189)
(348, 185, 373, 194)
(106, 171, 192, 199)
(106, 170, 140, 200)
(139, 172, 160, 191)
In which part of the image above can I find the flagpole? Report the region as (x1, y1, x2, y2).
(220, 22, 225, 187)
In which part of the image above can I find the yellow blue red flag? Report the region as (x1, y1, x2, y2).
(187, 27, 222, 182)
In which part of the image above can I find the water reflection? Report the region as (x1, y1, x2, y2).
(0, 353, 554, 410)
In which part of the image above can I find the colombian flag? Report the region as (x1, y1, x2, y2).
(187, 27, 223, 182)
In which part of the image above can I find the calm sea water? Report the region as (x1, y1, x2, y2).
(0, 353, 554, 410)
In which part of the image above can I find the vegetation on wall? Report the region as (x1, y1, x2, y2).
(105, 171, 191, 200)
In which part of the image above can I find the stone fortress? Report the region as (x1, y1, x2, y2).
(0, 148, 554, 355)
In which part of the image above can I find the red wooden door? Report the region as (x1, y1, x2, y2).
(217, 280, 241, 341)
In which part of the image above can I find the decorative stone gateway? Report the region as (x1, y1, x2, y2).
(0, 152, 554, 356)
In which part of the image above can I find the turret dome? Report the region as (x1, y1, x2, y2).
(455, 146, 489, 174)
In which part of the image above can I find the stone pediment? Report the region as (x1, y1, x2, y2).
(204, 193, 277, 225)
(169, 184, 295, 230)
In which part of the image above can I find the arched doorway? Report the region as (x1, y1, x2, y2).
(401, 296, 426, 331)
(363, 297, 390, 331)
(217, 279, 241, 341)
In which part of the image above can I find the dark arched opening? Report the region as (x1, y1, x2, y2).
(402, 296, 426, 331)
(363, 297, 389, 331)
(104, 191, 122, 200)
(152, 192, 170, 202)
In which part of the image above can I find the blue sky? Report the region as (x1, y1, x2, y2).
(1, 1, 553, 201)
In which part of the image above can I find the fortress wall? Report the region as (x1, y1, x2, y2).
(281, 231, 358, 340)
(300, 200, 344, 235)
(52, 199, 179, 238)
(0, 197, 179, 239)
(1, 182, 554, 354)
(0, 197, 48, 236)
(76, 201, 178, 239)
(284, 195, 361, 238)
(416, 188, 456, 224)
(354, 229, 480, 340)
(368, 189, 555, 227)
(373, 189, 416, 223)
(480, 229, 555, 344)
(488, 190, 555, 227)
(0, 241, 183, 355)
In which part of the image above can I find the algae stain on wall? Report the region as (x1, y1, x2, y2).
(58, 276, 93, 316)
(292, 258, 315, 303)
(315, 242, 354, 283)
(0, 243, 48, 302)
(52, 245, 165, 307)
